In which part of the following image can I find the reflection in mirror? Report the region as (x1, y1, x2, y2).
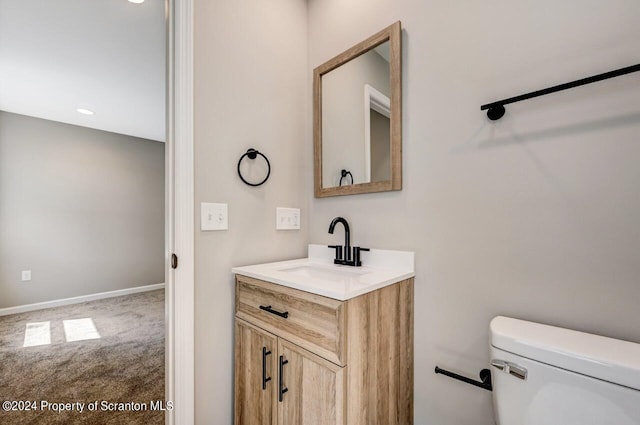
(322, 43, 391, 188)
(366, 83, 391, 183)
(314, 21, 401, 197)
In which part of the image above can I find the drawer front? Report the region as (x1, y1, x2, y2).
(236, 275, 346, 366)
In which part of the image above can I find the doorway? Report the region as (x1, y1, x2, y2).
(0, 0, 194, 423)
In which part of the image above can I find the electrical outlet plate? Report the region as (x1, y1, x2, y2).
(21, 270, 32, 281)
(201, 202, 228, 231)
(276, 207, 300, 230)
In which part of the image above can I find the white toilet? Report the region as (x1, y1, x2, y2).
(490, 316, 640, 425)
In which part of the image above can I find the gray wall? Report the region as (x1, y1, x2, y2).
(308, 1, 640, 424)
(193, 0, 309, 422)
(0, 111, 165, 309)
(370, 110, 391, 182)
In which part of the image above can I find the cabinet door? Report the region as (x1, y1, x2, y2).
(235, 319, 277, 425)
(277, 339, 345, 425)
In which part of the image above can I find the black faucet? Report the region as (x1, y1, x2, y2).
(328, 217, 369, 267)
(328, 217, 351, 261)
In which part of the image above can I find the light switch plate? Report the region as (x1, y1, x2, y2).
(201, 202, 228, 231)
(21, 270, 32, 281)
(276, 207, 300, 230)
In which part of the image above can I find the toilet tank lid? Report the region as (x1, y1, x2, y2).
(490, 316, 640, 391)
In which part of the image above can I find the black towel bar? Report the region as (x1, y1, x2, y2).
(481, 63, 640, 120)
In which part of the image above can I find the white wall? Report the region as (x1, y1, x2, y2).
(193, 0, 309, 422)
(308, 1, 640, 424)
(0, 111, 165, 309)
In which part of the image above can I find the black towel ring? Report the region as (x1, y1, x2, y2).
(237, 148, 271, 187)
(339, 169, 353, 186)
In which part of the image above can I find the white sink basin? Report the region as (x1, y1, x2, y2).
(232, 244, 414, 300)
(277, 263, 369, 282)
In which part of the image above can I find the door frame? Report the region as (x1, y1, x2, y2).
(166, 0, 195, 424)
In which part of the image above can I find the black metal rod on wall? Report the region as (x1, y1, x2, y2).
(481, 63, 640, 120)
(435, 366, 493, 391)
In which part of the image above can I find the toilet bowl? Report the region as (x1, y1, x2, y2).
(490, 316, 640, 424)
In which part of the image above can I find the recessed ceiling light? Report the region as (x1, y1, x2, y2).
(128, 0, 145, 3)
(76, 108, 94, 115)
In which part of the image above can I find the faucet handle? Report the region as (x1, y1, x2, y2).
(328, 245, 343, 261)
(352, 247, 370, 267)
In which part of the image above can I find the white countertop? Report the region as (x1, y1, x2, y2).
(232, 244, 415, 301)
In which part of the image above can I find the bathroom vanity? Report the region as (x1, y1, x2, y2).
(232, 245, 415, 425)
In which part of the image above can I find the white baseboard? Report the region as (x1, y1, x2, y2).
(0, 283, 165, 317)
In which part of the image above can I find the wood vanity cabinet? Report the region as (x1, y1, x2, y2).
(234, 274, 414, 425)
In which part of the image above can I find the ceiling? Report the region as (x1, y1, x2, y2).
(0, 0, 166, 141)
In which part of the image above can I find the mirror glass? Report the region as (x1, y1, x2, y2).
(314, 22, 401, 197)
(322, 42, 391, 188)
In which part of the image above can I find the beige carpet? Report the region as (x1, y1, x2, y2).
(0, 290, 165, 425)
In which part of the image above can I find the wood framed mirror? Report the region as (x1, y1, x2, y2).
(314, 21, 402, 198)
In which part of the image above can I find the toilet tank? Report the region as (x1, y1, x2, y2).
(490, 316, 640, 425)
